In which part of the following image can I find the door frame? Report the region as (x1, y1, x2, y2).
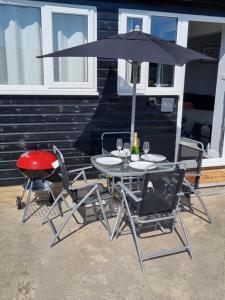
(175, 14, 225, 168)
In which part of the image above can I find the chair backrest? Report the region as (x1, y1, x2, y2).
(101, 131, 131, 154)
(52, 145, 70, 193)
(177, 137, 204, 188)
(137, 163, 185, 217)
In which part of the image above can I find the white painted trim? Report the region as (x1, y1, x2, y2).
(118, 9, 225, 96)
(0, 0, 42, 7)
(210, 25, 225, 157)
(179, 22, 225, 166)
(42, 5, 97, 90)
(117, 11, 149, 93)
(181, 14, 225, 23)
(119, 8, 225, 23)
(0, 0, 97, 95)
(117, 89, 181, 96)
(0, 90, 99, 96)
(202, 158, 225, 168)
(177, 21, 225, 165)
(174, 20, 189, 159)
(118, 9, 188, 96)
(0, 0, 96, 11)
(118, 8, 225, 167)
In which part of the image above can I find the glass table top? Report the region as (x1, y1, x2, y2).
(91, 154, 171, 178)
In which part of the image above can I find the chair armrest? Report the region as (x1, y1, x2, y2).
(70, 181, 100, 190)
(68, 166, 93, 174)
(117, 182, 142, 202)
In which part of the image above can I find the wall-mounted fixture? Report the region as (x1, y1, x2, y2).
(161, 98, 174, 112)
(147, 97, 157, 108)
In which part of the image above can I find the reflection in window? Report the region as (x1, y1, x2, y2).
(53, 13, 88, 82)
(126, 17, 142, 84)
(149, 16, 177, 87)
(151, 16, 177, 41)
(127, 17, 142, 32)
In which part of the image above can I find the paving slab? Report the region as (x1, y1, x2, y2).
(0, 190, 225, 300)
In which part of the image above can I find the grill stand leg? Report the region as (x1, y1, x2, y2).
(22, 180, 33, 223)
(16, 187, 26, 209)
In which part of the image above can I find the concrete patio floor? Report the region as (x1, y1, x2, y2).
(0, 187, 225, 300)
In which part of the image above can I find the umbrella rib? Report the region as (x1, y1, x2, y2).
(150, 40, 178, 65)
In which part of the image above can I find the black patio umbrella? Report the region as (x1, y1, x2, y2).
(38, 30, 215, 144)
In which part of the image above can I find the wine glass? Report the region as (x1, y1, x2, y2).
(143, 141, 150, 158)
(116, 139, 123, 156)
(123, 142, 130, 168)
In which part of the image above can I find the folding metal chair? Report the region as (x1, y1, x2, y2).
(177, 137, 212, 223)
(111, 162, 192, 271)
(101, 131, 131, 154)
(42, 145, 113, 247)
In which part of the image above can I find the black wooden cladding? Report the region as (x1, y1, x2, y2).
(0, 94, 178, 185)
(0, 1, 184, 186)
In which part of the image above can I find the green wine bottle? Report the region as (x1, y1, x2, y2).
(131, 132, 140, 161)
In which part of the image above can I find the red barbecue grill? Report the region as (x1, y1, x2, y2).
(17, 150, 57, 179)
(16, 150, 58, 222)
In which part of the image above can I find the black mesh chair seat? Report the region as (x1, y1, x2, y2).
(128, 195, 179, 216)
(125, 191, 178, 216)
(71, 183, 112, 205)
(128, 194, 175, 224)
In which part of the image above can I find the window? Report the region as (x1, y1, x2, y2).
(0, 1, 97, 95)
(127, 17, 143, 32)
(149, 16, 177, 87)
(118, 9, 188, 95)
(0, 4, 43, 85)
(126, 18, 143, 84)
(53, 13, 88, 83)
(118, 11, 149, 93)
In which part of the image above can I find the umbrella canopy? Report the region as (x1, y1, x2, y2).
(38, 30, 215, 144)
(38, 30, 214, 64)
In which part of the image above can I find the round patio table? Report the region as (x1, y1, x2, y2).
(91, 154, 149, 179)
(91, 154, 170, 186)
(91, 154, 150, 193)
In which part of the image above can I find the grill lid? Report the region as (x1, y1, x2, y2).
(16, 150, 58, 170)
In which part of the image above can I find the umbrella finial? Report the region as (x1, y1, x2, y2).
(134, 25, 141, 31)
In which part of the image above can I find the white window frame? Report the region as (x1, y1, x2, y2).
(118, 9, 188, 96)
(118, 11, 150, 94)
(0, 0, 97, 95)
(118, 9, 225, 169)
(179, 15, 225, 168)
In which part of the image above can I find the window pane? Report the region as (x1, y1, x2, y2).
(127, 17, 142, 32)
(53, 13, 88, 82)
(0, 4, 43, 85)
(149, 64, 174, 87)
(149, 16, 177, 87)
(126, 18, 142, 84)
(151, 16, 177, 41)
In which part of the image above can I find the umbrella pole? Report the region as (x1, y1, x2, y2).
(130, 61, 138, 146)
